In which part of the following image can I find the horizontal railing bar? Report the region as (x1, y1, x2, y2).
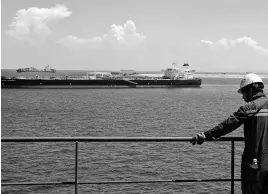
(1, 136, 244, 142)
(77, 179, 242, 184)
(1, 179, 242, 186)
(1, 181, 75, 186)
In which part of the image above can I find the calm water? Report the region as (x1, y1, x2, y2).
(2, 78, 268, 194)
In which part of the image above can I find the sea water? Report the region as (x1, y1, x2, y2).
(2, 78, 268, 194)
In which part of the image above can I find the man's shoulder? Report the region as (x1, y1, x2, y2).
(252, 96, 268, 108)
(240, 96, 267, 113)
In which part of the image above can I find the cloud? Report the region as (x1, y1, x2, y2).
(7, 4, 72, 44)
(201, 37, 268, 55)
(200, 40, 213, 46)
(58, 35, 102, 47)
(59, 20, 146, 47)
(230, 37, 268, 54)
(218, 38, 229, 49)
(105, 20, 146, 45)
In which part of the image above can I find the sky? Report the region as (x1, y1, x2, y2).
(1, 0, 268, 72)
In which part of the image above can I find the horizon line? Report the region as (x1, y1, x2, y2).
(2, 68, 268, 74)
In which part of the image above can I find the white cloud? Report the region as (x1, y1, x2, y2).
(58, 35, 104, 48)
(201, 37, 268, 55)
(59, 20, 146, 47)
(201, 40, 213, 46)
(58, 35, 102, 46)
(7, 4, 72, 44)
(105, 20, 146, 45)
(218, 38, 229, 49)
(230, 37, 256, 46)
(230, 37, 268, 54)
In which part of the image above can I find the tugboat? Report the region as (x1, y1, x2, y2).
(16, 65, 56, 73)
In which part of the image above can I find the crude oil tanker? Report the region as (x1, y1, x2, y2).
(2, 62, 202, 89)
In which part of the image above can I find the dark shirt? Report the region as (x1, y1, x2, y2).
(204, 92, 268, 156)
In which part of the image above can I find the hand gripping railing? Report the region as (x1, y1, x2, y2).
(1, 136, 244, 194)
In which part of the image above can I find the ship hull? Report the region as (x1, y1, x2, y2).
(1, 79, 202, 89)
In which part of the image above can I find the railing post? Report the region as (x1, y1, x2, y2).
(231, 140, 235, 194)
(75, 141, 78, 194)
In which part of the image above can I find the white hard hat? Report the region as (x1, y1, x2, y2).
(238, 73, 263, 93)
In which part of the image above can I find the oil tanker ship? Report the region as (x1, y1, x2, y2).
(2, 62, 201, 89)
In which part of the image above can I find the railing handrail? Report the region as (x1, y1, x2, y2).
(1, 136, 244, 194)
(1, 136, 244, 142)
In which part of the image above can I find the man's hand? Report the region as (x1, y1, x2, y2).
(190, 132, 206, 145)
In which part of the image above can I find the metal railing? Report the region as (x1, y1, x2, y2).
(1, 137, 244, 194)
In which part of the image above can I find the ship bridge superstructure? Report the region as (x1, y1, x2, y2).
(163, 62, 196, 80)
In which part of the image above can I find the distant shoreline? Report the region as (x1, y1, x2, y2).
(2, 69, 268, 79)
(2, 69, 268, 73)
(196, 73, 268, 79)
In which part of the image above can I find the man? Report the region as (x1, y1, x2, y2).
(191, 73, 268, 194)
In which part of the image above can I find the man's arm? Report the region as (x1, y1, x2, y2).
(204, 108, 247, 139)
(191, 106, 249, 145)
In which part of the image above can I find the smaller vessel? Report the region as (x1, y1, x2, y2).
(16, 65, 56, 73)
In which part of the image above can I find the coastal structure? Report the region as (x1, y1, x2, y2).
(2, 62, 201, 89)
